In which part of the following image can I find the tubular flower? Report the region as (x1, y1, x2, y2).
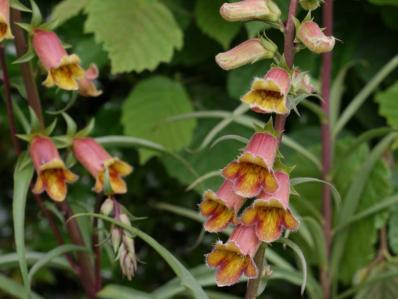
(200, 180, 245, 232)
(216, 38, 277, 71)
(297, 20, 335, 54)
(223, 132, 279, 198)
(241, 67, 291, 114)
(292, 69, 314, 94)
(29, 136, 78, 202)
(72, 138, 133, 194)
(0, 0, 13, 41)
(241, 171, 299, 242)
(220, 0, 281, 22)
(206, 225, 260, 286)
(32, 29, 84, 90)
(78, 64, 102, 97)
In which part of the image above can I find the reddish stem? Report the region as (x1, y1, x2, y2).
(320, 1, 333, 299)
(92, 195, 103, 291)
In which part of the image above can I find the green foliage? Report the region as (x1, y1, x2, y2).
(388, 206, 398, 254)
(375, 81, 398, 128)
(51, 0, 89, 25)
(121, 76, 197, 163)
(195, 0, 241, 49)
(85, 0, 183, 73)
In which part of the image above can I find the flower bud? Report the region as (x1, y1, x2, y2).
(297, 20, 335, 54)
(119, 244, 137, 280)
(111, 226, 122, 253)
(100, 198, 114, 216)
(216, 38, 277, 71)
(299, 0, 322, 11)
(291, 69, 314, 94)
(220, 0, 281, 22)
(119, 213, 131, 226)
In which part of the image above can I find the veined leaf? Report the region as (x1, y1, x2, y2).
(51, 0, 89, 25)
(85, 0, 183, 73)
(375, 81, 398, 128)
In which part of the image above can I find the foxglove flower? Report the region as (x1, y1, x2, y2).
(72, 138, 133, 194)
(200, 180, 245, 232)
(216, 38, 277, 71)
(297, 20, 335, 54)
(32, 29, 84, 90)
(0, 0, 13, 41)
(206, 225, 260, 286)
(29, 136, 78, 202)
(220, 0, 281, 22)
(78, 64, 102, 97)
(241, 171, 299, 242)
(223, 132, 278, 198)
(242, 67, 291, 114)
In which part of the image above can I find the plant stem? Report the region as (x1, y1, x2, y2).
(244, 1, 298, 298)
(320, 1, 333, 299)
(245, 244, 267, 299)
(93, 195, 103, 292)
(10, 9, 44, 127)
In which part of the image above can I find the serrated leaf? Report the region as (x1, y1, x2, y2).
(121, 76, 196, 163)
(195, 0, 241, 49)
(51, 0, 89, 25)
(85, 0, 183, 73)
(375, 81, 398, 128)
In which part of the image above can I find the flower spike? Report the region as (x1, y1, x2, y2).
(206, 225, 260, 286)
(200, 180, 245, 232)
(29, 136, 78, 201)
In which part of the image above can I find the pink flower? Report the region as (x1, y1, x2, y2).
(220, 0, 281, 22)
(297, 21, 335, 54)
(242, 67, 291, 114)
(200, 180, 245, 232)
(78, 64, 102, 97)
(29, 136, 78, 202)
(215, 38, 277, 71)
(32, 30, 84, 90)
(72, 138, 133, 194)
(241, 171, 299, 242)
(0, 0, 13, 41)
(223, 132, 279, 198)
(206, 225, 260, 286)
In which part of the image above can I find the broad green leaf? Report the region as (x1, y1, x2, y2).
(121, 76, 196, 163)
(0, 274, 43, 299)
(85, 0, 183, 73)
(375, 82, 398, 128)
(51, 0, 89, 25)
(195, 0, 241, 49)
(98, 285, 152, 299)
(13, 153, 34, 298)
(73, 213, 209, 299)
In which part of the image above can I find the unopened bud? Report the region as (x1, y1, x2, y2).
(111, 226, 122, 253)
(119, 213, 131, 226)
(297, 20, 335, 54)
(100, 198, 114, 216)
(216, 38, 277, 71)
(220, 0, 281, 22)
(299, 0, 322, 11)
(123, 235, 135, 254)
(119, 243, 137, 280)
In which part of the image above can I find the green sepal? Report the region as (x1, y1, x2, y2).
(15, 151, 33, 172)
(29, 107, 41, 133)
(38, 19, 59, 31)
(15, 22, 33, 33)
(44, 119, 58, 136)
(30, 0, 43, 27)
(254, 117, 279, 138)
(10, 0, 32, 12)
(61, 113, 77, 136)
(290, 185, 300, 196)
(16, 134, 32, 142)
(13, 41, 35, 64)
(274, 158, 295, 174)
(65, 150, 77, 168)
(52, 135, 72, 149)
(76, 118, 95, 138)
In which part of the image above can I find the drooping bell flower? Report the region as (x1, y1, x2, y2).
(241, 171, 299, 242)
(206, 225, 260, 286)
(29, 136, 78, 202)
(200, 180, 245, 232)
(297, 20, 335, 54)
(32, 29, 84, 90)
(0, 0, 13, 42)
(292, 69, 314, 94)
(220, 0, 281, 22)
(78, 64, 102, 97)
(215, 38, 277, 71)
(241, 67, 291, 114)
(72, 138, 133, 194)
(223, 132, 279, 198)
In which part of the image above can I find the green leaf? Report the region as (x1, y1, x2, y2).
(85, 0, 183, 73)
(0, 274, 43, 299)
(121, 76, 196, 163)
(375, 82, 398, 128)
(0, 252, 69, 271)
(13, 153, 34, 298)
(73, 213, 209, 299)
(388, 205, 398, 254)
(195, 0, 241, 49)
(50, 0, 89, 25)
(98, 284, 152, 299)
